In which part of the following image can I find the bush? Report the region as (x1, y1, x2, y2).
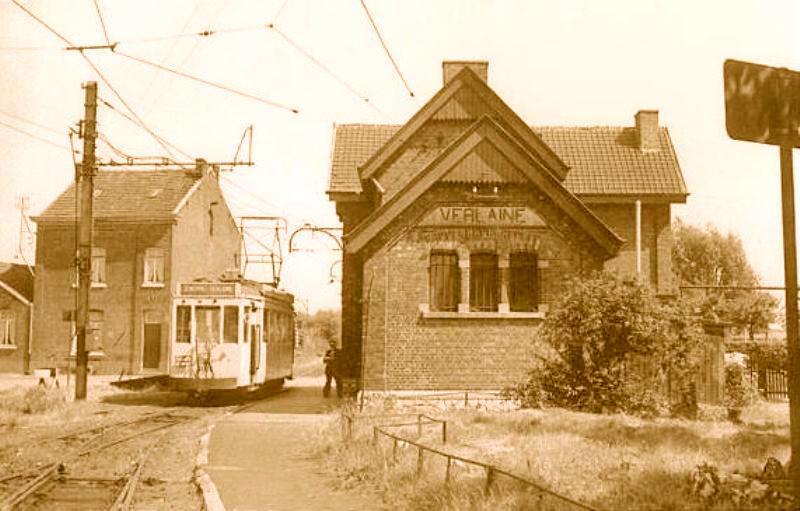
(21, 385, 66, 414)
(509, 272, 704, 417)
(723, 361, 759, 410)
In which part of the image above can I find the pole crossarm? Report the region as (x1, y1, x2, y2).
(288, 223, 343, 252)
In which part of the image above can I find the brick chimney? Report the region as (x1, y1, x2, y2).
(635, 110, 660, 152)
(443, 61, 488, 85)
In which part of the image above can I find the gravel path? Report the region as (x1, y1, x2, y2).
(203, 377, 382, 511)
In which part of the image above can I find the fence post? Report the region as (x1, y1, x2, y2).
(442, 420, 447, 444)
(373, 426, 378, 445)
(484, 467, 494, 495)
(417, 446, 424, 477)
(392, 438, 398, 462)
(445, 456, 451, 485)
(465, 391, 469, 408)
(417, 414, 422, 437)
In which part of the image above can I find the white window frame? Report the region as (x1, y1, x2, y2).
(143, 248, 165, 287)
(91, 247, 107, 287)
(0, 311, 15, 346)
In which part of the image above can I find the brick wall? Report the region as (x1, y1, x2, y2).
(356, 184, 604, 390)
(588, 202, 674, 293)
(31, 174, 242, 375)
(0, 289, 30, 373)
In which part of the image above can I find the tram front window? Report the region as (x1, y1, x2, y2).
(196, 306, 220, 347)
(175, 306, 191, 343)
(223, 306, 239, 343)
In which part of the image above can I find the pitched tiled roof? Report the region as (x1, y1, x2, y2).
(328, 123, 688, 198)
(537, 126, 687, 196)
(0, 263, 33, 302)
(35, 170, 202, 222)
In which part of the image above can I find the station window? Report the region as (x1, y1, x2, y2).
(429, 251, 460, 312)
(176, 306, 191, 343)
(470, 253, 498, 312)
(509, 252, 538, 312)
(223, 306, 239, 343)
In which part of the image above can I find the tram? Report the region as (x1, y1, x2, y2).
(168, 279, 295, 392)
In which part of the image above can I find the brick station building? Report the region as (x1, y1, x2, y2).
(328, 61, 688, 391)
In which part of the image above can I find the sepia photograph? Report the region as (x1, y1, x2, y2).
(0, 0, 798, 509)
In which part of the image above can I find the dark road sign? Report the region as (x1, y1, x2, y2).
(724, 59, 800, 147)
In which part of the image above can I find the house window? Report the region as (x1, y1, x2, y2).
(509, 252, 538, 312)
(0, 311, 14, 345)
(91, 248, 106, 285)
(175, 306, 191, 343)
(429, 251, 460, 312)
(470, 253, 498, 312)
(143, 248, 165, 285)
(223, 306, 239, 343)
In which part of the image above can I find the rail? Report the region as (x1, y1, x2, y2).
(342, 411, 600, 510)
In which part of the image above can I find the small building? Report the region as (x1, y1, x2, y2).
(328, 61, 688, 391)
(0, 263, 34, 373)
(31, 161, 241, 375)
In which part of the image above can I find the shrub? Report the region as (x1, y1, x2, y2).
(510, 272, 704, 417)
(723, 361, 759, 410)
(21, 385, 67, 414)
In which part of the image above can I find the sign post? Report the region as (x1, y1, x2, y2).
(724, 59, 800, 496)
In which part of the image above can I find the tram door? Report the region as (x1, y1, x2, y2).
(249, 309, 260, 381)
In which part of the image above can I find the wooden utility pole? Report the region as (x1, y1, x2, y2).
(75, 81, 97, 400)
(781, 140, 800, 489)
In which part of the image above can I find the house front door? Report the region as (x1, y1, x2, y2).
(143, 323, 161, 370)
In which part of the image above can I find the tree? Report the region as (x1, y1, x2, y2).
(509, 272, 704, 416)
(672, 219, 777, 338)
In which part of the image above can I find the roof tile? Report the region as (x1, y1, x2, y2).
(36, 169, 201, 222)
(328, 123, 688, 197)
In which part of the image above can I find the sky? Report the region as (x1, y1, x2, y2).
(0, 0, 798, 313)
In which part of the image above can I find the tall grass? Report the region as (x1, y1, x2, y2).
(310, 400, 791, 510)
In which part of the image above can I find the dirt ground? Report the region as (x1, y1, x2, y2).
(0, 373, 235, 510)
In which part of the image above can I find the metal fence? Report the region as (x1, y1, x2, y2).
(749, 368, 789, 401)
(343, 412, 601, 511)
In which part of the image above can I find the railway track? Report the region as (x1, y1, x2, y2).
(0, 412, 194, 510)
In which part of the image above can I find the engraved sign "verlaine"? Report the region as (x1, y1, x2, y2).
(421, 206, 546, 227)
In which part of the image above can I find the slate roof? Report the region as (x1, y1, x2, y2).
(0, 263, 33, 302)
(328, 123, 688, 198)
(35, 170, 202, 222)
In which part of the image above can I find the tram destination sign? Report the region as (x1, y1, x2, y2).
(724, 59, 800, 147)
(180, 282, 237, 296)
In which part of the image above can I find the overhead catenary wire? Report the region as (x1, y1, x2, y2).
(112, 49, 300, 114)
(96, 97, 192, 160)
(92, 0, 112, 46)
(358, 0, 414, 98)
(0, 109, 67, 137)
(268, 23, 389, 119)
(10, 0, 190, 163)
(0, 119, 76, 153)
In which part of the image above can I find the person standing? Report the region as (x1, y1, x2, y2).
(323, 339, 342, 398)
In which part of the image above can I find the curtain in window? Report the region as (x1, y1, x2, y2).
(430, 252, 460, 312)
(144, 248, 165, 284)
(510, 252, 538, 312)
(91, 248, 106, 283)
(0, 311, 14, 345)
(470, 253, 498, 312)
